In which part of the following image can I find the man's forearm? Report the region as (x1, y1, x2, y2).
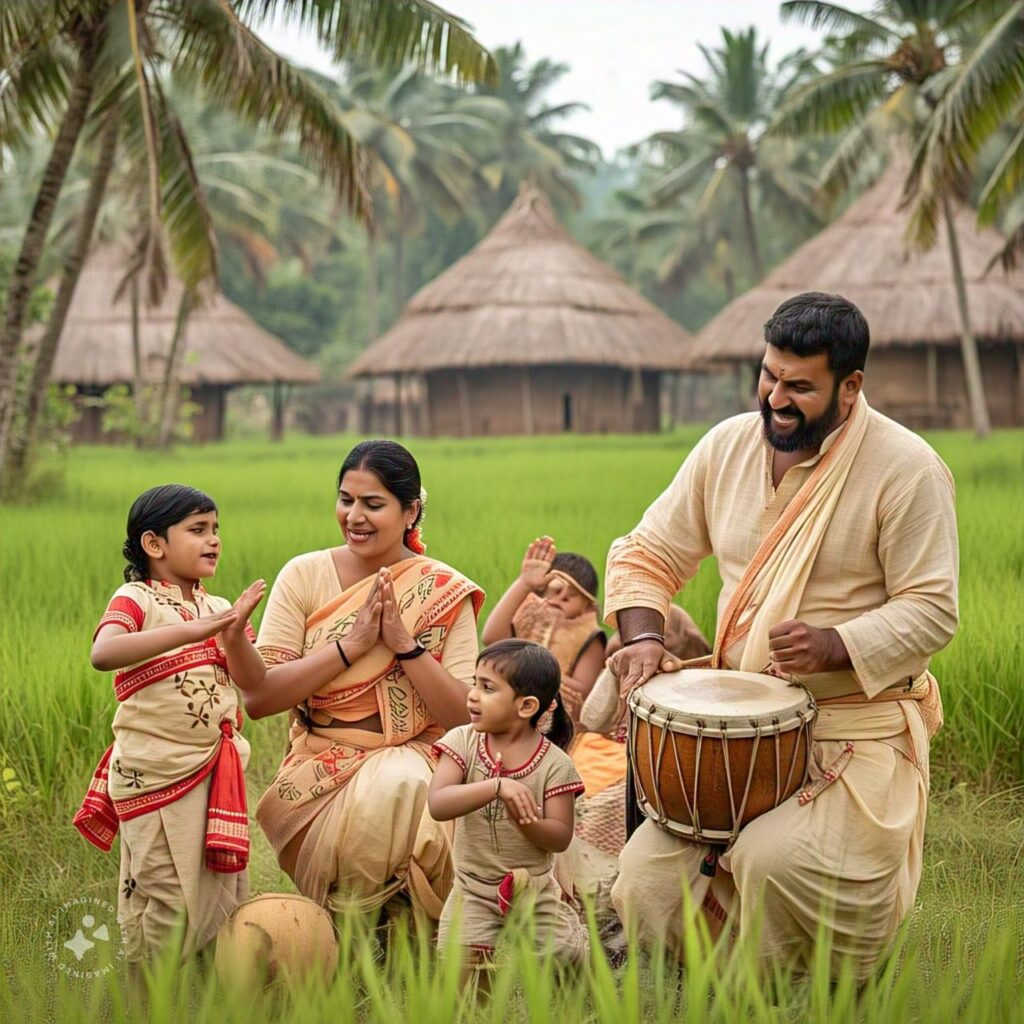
(616, 607, 666, 644)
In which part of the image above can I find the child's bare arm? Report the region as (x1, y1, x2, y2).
(221, 580, 267, 690)
(428, 752, 504, 821)
(481, 537, 556, 644)
(561, 634, 606, 706)
(510, 790, 575, 852)
(480, 579, 534, 644)
(91, 614, 237, 672)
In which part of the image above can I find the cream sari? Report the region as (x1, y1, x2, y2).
(256, 556, 483, 918)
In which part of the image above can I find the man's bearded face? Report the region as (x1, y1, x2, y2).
(760, 383, 841, 452)
(758, 346, 842, 453)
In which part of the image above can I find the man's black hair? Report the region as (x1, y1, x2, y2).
(763, 292, 869, 380)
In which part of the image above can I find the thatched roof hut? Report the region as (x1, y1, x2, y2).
(349, 186, 697, 435)
(691, 162, 1024, 428)
(49, 246, 319, 441)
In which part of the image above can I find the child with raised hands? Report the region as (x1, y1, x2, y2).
(73, 484, 265, 964)
(481, 537, 606, 729)
(428, 639, 589, 977)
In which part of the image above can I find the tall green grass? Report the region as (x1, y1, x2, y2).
(1, 429, 1022, 1019)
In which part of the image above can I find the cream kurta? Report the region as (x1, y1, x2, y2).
(606, 403, 959, 980)
(605, 407, 958, 700)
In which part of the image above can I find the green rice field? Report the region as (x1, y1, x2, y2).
(1, 428, 1022, 1021)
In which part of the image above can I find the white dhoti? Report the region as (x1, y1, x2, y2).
(612, 695, 934, 981)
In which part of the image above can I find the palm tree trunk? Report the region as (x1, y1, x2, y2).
(393, 192, 405, 319)
(6, 112, 121, 482)
(0, 28, 104, 489)
(943, 196, 991, 438)
(156, 288, 193, 448)
(739, 171, 764, 281)
(394, 229, 405, 320)
(130, 278, 146, 446)
(724, 264, 736, 302)
(367, 229, 380, 342)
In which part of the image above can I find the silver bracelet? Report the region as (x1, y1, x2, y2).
(622, 632, 665, 648)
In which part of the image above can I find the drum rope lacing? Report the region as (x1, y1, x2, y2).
(628, 686, 818, 845)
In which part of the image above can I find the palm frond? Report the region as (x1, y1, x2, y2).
(0, 0, 99, 67)
(988, 202, 1024, 271)
(169, 1, 365, 213)
(650, 148, 716, 206)
(769, 59, 892, 137)
(196, 151, 320, 187)
(696, 162, 732, 216)
(527, 101, 589, 131)
(816, 103, 892, 198)
(781, 1, 900, 43)
(904, 1, 1024, 247)
(521, 57, 571, 106)
(0, 37, 73, 148)
(978, 115, 1024, 224)
(236, 0, 495, 84)
(154, 80, 218, 291)
(125, 0, 165, 307)
(650, 79, 709, 109)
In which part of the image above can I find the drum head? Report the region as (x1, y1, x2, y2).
(634, 668, 812, 723)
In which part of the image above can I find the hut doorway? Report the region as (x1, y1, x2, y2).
(562, 393, 573, 431)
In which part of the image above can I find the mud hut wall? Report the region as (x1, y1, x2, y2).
(422, 366, 663, 436)
(65, 384, 229, 443)
(860, 346, 1022, 428)
(638, 371, 660, 432)
(974, 345, 1023, 427)
(190, 386, 227, 441)
(68, 387, 107, 443)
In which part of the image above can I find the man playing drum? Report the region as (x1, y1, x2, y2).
(606, 292, 958, 981)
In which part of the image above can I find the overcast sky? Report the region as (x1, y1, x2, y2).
(265, 1, 871, 158)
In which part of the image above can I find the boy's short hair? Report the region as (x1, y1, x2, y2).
(550, 553, 598, 600)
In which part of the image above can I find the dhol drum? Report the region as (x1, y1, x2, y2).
(627, 669, 816, 844)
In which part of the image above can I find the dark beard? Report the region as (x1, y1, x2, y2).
(760, 385, 841, 452)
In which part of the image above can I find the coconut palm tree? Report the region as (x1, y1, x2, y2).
(0, 0, 493, 489)
(902, 1, 1024, 266)
(452, 42, 602, 213)
(641, 27, 822, 283)
(771, 0, 1006, 437)
(328, 64, 491, 338)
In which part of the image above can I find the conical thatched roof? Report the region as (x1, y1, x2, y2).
(691, 161, 1024, 365)
(48, 246, 319, 387)
(349, 187, 695, 377)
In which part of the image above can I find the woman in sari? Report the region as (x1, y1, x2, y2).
(241, 440, 484, 920)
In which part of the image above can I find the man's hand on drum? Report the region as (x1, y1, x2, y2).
(608, 640, 685, 694)
(767, 619, 851, 676)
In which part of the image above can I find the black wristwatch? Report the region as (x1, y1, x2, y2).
(395, 640, 427, 661)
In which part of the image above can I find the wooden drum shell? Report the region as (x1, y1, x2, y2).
(627, 672, 816, 844)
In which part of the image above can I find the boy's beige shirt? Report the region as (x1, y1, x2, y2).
(605, 406, 959, 699)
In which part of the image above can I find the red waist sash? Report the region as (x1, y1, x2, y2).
(72, 716, 249, 874)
